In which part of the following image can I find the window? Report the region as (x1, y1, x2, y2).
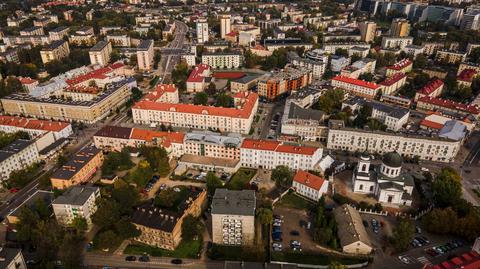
(359, 184, 363, 190)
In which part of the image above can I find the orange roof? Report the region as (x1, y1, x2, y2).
(420, 119, 444, 130)
(418, 79, 444, 95)
(387, 58, 412, 71)
(418, 96, 480, 114)
(293, 170, 326, 191)
(276, 144, 318, 155)
(241, 139, 319, 156)
(142, 84, 177, 102)
(332, 76, 381, 90)
(379, 73, 406, 86)
(66, 63, 124, 86)
(187, 64, 210, 83)
(19, 77, 38, 85)
(130, 128, 185, 144)
(0, 115, 70, 132)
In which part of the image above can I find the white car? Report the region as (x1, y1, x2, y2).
(272, 243, 282, 248)
(398, 256, 410, 264)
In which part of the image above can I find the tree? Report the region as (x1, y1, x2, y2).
(92, 199, 121, 228)
(414, 54, 428, 69)
(155, 188, 178, 208)
(59, 232, 83, 269)
(139, 146, 170, 176)
(95, 230, 119, 250)
(312, 89, 344, 113)
(433, 167, 462, 208)
(390, 218, 415, 252)
(328, 262, 347, 269)
(71, 217, 88, 234)
(114, 217, 140, 238)
(257, 208, 273, 226)
(111, 185, 139, 214)
(215, 93, 234, 108)
(206, 172, 223, 194)
(181, 214, 203, 241)
(422, 207, 457, 234)
(205, 82, 216, 95)
(335, 48, 348, 57)
(358, 73, 374, 82)
(271, 166, 293, 189)
(193, 92, 208, 105)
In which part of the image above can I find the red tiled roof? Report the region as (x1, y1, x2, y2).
(142, 84, 177, 102)
(276, 144, 318, 155)
(187, 64, 210, 83)
(213, 72, 246, 79)
(226, 31, 238, 37)
(418, 96, 480, 115)
(420, 119, 444, 130)
(18, 77, 38, 85)
(379, 73, 407, 86)
(457, 68, 477, 82)
(241, 139, 319, 156)
(418, 79, 444, 95)
(66, 63, 124, 86)
(423, 251, 480, 269)
(387, 58, 412, 71)
(0, 115, 70, 132)
(293, 170, 326, 191)
(130, 128, 185, 144)
(332, 76, 381, 90)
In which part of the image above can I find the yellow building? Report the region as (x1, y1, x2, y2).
(359, 21, 376, 43)
(40, 40, 70, 64)
(50, 147, 104, 190)
(390, 18, 410, 37)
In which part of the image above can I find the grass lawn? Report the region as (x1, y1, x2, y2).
(226, 168, 257, 190)
(124, 238, 202, 259)
(272, 251, 368, 265)
(276, 192, 314, 210)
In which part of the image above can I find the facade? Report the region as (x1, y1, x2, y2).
(257, 65, 312, 101)
(137, 40, 154, 70)
(323, 42, 370, 54)
(186, 64, 212, 93)
(48, 26, 70, 41)
(327, 121, 461, 162)
(414, 79, 444, 101)
(196, 18, 209, 44)
(292, 170, 329, 201)
(359, 21, 377, 42)
(289, 51, 327, 78)
(132, 85, 258, 134)
(385, 58, 413, 77)
(52, 186, 100, 226)
(379, 73, 407, 95)
(132, 188, 206, 250)
(89, 41, 113, 66)
(106, 35, 131, 47)
(332, 76, 381, 99)
(417, 96, 480, 118)
(334, 205, 373, 255)
(40, 40, 70, 64)
(201, 52, 241, 69)
(352, 152, 413, 206)
(0, 248, 27, 269)
(0, 115, 73, 140)
(390, 18, 410, 37)
(435, 50, 467, 64)
(0, 139, 39, 182)
(220, 15, 231, 39)
(211, 189, 256, 246)
(50, 147, 104, 189)
(240, 139, 323, 170)
(381, 36, 413, 49)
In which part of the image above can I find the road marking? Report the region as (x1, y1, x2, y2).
(417, 256, 431, 265)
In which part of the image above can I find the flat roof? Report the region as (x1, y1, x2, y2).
(211, 189, 256, 216)
(53, 186, 99, 205)
(51, 147, 101, 180)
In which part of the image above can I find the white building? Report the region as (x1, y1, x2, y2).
(352, 152, 413, 206)
(0, 115, 73, 140)
(186, 64, 212, 93)
(220, 14, 231, 39)
(240, 139, 323, 170)
(332, 76, 381, 99)
(289, 51, 327, 78)
(381, 36, 413, 50)
(201, 52, 241, 69)
(52, 186, 100, 227)
(106, 35, 131, 47)
(292, 170, 329, 201)
(137, 39, 154, 71)
(0, 140, 40, 182)
(196, 18, 209, 44)
(89, 41, 112, 67)
(40, 40, 70, 64)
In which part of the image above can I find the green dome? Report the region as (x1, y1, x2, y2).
(382, 152, 403, 168)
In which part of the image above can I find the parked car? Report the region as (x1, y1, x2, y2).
(290, 230, 300, 236)
(139, 255, 150, 262)
(171, 259, 183, 264)
(125, 256, 136, 261)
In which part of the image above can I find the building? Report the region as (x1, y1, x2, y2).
(40, 40, 70, 64)
(334, 205, 373, 255)
(288, 51, 327, 78)
(132, 87, 258, 134)
(196, 18, 209, 43)
(132, 188, 206, 250)
(240, 139, 323, 170)
(137, 39, 154, 70)
(331, 55, 350, 72)
(0, 139, 39, 181)
(461, 7, 480, 30)
(352, 152, 414, 205)
(186, 64, 212, 92)
(327, 120, 461, 162)
(359, 21, 377, 42)
(435, 50, 467, 64)
(220, 14, 231, 39)
(414, 79, 444, 101)
(417, 96, 480, 118)
(231, 75, 263, 93)
(52, 186, 100, 226)
(20, 26, 44, 36)
(385, 58, 413, 77)
(292, 170, 329, 201)
(0, 248, 27, 269)
(0, 115, 73, 140)
(89, 41, 112, 67)
(201, 52, 242, 69)
(257, 65, 312, 101)
(49, 26, 70, 41)
(390, 18, 410, 37)
(381, 36, 413, 49)
(323, 42, 370, 54)
(263, 38, 313, 52)
(211, 189, 256, 246)
(378, 73, 407, 95)
(182, 54, 196, 67)
(457, 69, 478, 88)
(423, 251, 480, 269)
(106, 34, 131, 47)
(332, 76, 381, 99)
(50, 147, 104, 189)
(340, 58, 376, 79)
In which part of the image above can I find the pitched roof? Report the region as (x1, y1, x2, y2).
(386, 58, 412, 71)
(332, 76, 381, 90)
(293, 170, 327, 191)
(0, 115, 71, 132)
(418, 96, 480, 114)
(334, 205, 372, 249)
(241, 138, 320, 156)
(418, 79, 444, 95)
(187, 64, 210, 83)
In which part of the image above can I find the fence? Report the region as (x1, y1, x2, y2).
(351, 205, 389, 216)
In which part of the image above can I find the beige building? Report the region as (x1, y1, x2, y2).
(220, 14, 231, 39)
(0, 139, 39, 182)
(334, 205, 372, 255)
(137, 39, 154, 70)
(196, 18, 209, 44)
(132, 188, 206, 250)
(89, 41, 112, 66)
(40, 40, 70, 64)
(359, 21, 376, 43)
(1, 79, 132, 123)
(436, 50, 467, 64)
(211, 189, 256, 246)
(390, 18, 410, 37)
(201, 52, 242, 69)
(50, 147, 104, 190)
(52, 186, 100, 227)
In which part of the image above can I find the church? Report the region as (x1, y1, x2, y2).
(352, 151, 414, 206)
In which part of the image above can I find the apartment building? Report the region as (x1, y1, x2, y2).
(288, 51, 327, 78)
(69, 27, 96, 46)
(435, 50, 467, 64)
(386, 58, 413, 77)
(332, 76, 381, 99)
(263, 38, 313, 52)
(322, 42, 370, 54)
(106, 34, 131, 47)
(1, 78, 133, 123)
(0, 115, 73, 140)
(381, 36, 413, 49)
(182, 54, 196, 67)
(201, 52, 241, 69)
(132, 188, 206, 250)
(292, 170, 329, 201)
(20, 26, 44, 36)
(0, 139, 40, 181)
(414, 79, 444, 101)
(416, 96, 480, 118)
(257, 65, 312, 101)
(211, 189, 256, 246)
(390, 18, 410, 37)
(89, 41, 112, 67)
(196, 18, 209, 43)
(50, 147, 104, 189)
(327, 120, 461, 162)
(378, 73, 407, 95)
(137, 39, 154, 70)
(183, 131, 242, 160)
(359, 21, 377, 42)
(40, 40, 70, 64)
(52, 186, 100, 226)
(132, 86, 258, 134)
(220, 14, 231, 39)
(2, 35, 50, 46)
(240, 139, 323, 170)
(340, 58, 376, 79)
(49, 26, 70, 41)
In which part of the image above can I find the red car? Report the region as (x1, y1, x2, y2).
(9, 188, 19, 193)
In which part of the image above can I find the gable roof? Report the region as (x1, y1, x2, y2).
(293, 170, 327, 191)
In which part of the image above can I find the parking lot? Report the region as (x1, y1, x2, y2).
(272, 207, 316, 253)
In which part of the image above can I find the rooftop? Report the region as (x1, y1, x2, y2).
(334, 205, 371, 248)
(211, 189, 256, 216)
(293, 170, 327, 191)
(0, 115, 71, 132)
(51, 147, 102, 180)
(0, 139, 35, 163)
(53, 186, 99, 205)
(90, 41, 110, 52)
(332, 76, 381, 90)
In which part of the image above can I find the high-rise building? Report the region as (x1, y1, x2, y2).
(359, 21, 377, 42)
(390, 18, 410, 37)
(89, 41, 112, 66)
(220, 14, 231, 39)
(136, 39, 154, 70)
(196, 18, 209, 43)
(461, 7, 480, 30)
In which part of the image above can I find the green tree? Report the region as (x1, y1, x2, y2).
(114, 217, 140, 238)
(181, 215, 203, 241)
(312, 89, 344, 113)
(414, 54, 428, 69)
(205, 82, 216, 95)
(206, 172, 223, 194)
(358, 73, 374, 82)
(215, 93, 234, 108)
(154, 188, 178, 208)
(112, 185, 139, 214)
(433, 167, 462, 208)
(271, 165, 293, 189)
(95, 230, 119, 250)
(422, 207, 457, 234)
(71, 217, 88, 234)
(390, 218, 415, 252)
(193, 92, 208, 105)
(92, 199, 121, 228)
(257, 208, 273, 226)
(59, 232, 83, 269)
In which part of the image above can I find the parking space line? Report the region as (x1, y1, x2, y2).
(417, 256, 431, 265)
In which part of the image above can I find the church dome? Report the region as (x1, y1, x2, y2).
(382, 151, 403, 168)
